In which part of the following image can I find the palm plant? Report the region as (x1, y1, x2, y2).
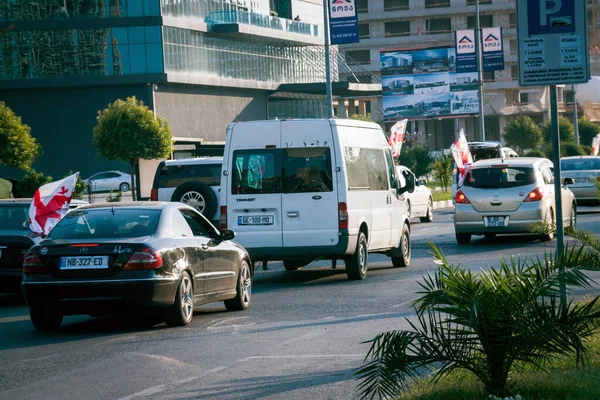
(356, 240, 600, 399)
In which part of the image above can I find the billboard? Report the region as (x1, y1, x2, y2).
(329, 0, 360, 45)
(381, 47, 480, 120)
(481, 27, 504, 72)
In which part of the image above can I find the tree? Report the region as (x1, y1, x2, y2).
(0, 101, 41, 170)
(561, 143, 587, 157)
(398, 146, 434, 179)
(502, 115, 542, 153)
(93, 97, 172, 200)
(541, 116, 575, 144)
(15, 170, 52, 197)
(349, 113, 373, 122)
(577, 117, 600, 147)
(432, 155, 453, 193)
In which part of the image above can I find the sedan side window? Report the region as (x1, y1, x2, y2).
(180, 209, 215, 238)
(171, 210, 194, 237)
(541, 166, 554, 184)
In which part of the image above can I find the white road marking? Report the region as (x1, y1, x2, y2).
(207, 316, 255, 331)
(392, 300, 413, 309)
(21, 354, 58, 362)
(117, 385, 167, 400)
(279, 330, 324, 347)
(94, 336, 137, 346)
(237, 354, 364, 363)
(0, 315, 30, 324)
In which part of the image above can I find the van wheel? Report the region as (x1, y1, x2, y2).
(456, 232, 471, 245)
(346, 232, 368, 280)
(172, 182, 218, 220)
(392, 224, 410, 268)
(283, 260, 309, 271)
(420, 198, 433, 223)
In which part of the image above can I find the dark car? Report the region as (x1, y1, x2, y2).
(21, 202, 252, 330)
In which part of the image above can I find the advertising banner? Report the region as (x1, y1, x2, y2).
(482, 27, 504, 72)
(380, 47, 479, 120)
(455, 29, 477, 73)
(388, 119, 408, 157)
(329, 0, 360, 45)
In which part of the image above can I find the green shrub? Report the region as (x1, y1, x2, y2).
(561, 143, 587, 157)
(15, 170, 52, 197)
(541, 116, 575, 144)
(432, 155, 453, 193)
(106, 190, 122, 202)
(524, 149, 545, 157)
(398, 146, 434, 179)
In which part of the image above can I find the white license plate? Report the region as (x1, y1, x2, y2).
(238, 215, 274, 225)
(574, 178, 589, 183)
(486, 216, 505, 228)
(60, 256, 110, 269)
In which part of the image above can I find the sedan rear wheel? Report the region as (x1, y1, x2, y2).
(225, 261, 252, 311)
(540, 209, 555, 242)
(570, 204, 577, 228)
(165, 273, 194, 327)
(30, 310, 63, 330)
(420, 198, 433, 223)
(119, 182, 130, 192)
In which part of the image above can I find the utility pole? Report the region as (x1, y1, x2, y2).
(475, 0, 486, 141)
(322, 0, 333, 119)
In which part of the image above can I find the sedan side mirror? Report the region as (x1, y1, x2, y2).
(397, 170, 415, 195)
(417, 179, 427, 186)
(563, 177, 574, 186)
(220, 229, 236, 241)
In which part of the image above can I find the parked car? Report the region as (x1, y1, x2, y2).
(453, 157, 576, 244)
(220, 118, 415, 280)
(396, 166, 433, 222)
(560, 156, 600, 205)
(452, 141, 519, 196)
(84, 171, 133, 193)
(0, 198, 88, 295)
(151, 157, 222, 223)
(21, 202, 252, 330)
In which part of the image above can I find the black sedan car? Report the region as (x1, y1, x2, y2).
(22, 202, 253, 330)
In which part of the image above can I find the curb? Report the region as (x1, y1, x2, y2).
(433, 200, 454, 210)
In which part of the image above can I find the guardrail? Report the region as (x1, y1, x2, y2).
(206, 10, 319, 37)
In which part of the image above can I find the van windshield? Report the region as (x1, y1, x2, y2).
(231, 148, 333, 194)
(464, 167, 536, 189)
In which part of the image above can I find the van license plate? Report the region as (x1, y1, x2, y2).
(238, 216, 274, 225)
(60, 256, 110, 269)
(486, 216, 505, 228)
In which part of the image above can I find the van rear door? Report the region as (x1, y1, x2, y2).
(280, 120, 339, 248)
(227, 121, 283, 250)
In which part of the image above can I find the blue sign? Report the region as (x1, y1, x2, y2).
(329, 0, 359, 45)
(455, 30, 478, 73)
(482, 27, 504, 72)
(527, 0, 576, 35)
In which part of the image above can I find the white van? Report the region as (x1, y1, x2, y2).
(219, 119, 415, 280)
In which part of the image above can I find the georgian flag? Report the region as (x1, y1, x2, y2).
(388, 119, 408, 157)
(29, 172, 79, 235)
(592, 134, 600, 156)
(451, 129, 473, 188)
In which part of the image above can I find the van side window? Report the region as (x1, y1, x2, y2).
(344, 147, 370, 189)
(232, 150, 281, 194)
(283, 147, 333, 193)
(159, 164, 221, 188)
(365, 149, 389, 191)
(384, 150, 398, 189)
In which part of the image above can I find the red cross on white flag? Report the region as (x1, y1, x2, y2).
(29, 172, 79, 235)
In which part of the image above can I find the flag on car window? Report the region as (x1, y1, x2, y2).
(592, 134, 600, 156)
(451, 130, 473, 187)
(388, 119, 407, 157)
(29, 172, 79, 235)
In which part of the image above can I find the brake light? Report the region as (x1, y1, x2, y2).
(23, 255, 49, 274)
(123, 248, 163, 270)
(69, 243, 99, 247)
(17, 249, 28, 264)
(339, 202, 348, 230)
(150, 188, 158, 201)
(455, 189, 470, 204)
(524, 187, 544, 202)
(220, 206, 228, 230)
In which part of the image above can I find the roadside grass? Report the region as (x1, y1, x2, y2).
(397, 300, 600, 400)
(431, 191, 452, 202)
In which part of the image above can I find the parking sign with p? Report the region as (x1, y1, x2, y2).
(528, 0, 576, 35)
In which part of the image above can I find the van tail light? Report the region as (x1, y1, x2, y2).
(123, 248, 163, 270)
(150, 188, 158, 201)
(220, 206, 228, 230)
(17, 249, 28, 264)
(23, 255, 50, 274)
(454, 189, 470, 204)
(524, 187, 544, 202)
(338, 202, 348, 230)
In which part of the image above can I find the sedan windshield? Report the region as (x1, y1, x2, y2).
(0, 205, 30, 231)
(47, 209, 161, 239)
(464, 167, 536, 189)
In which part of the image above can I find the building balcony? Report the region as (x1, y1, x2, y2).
(206, 10, 322, 45)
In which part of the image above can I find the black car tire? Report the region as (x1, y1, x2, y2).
(119, 182, 130, 192)
(283, 260, 309, 271)
(165, 273, 194, 327)
(484, 233, 497, 241)
(30, 310, 63, 330)
(392, 224, 411, 268)
(540, 208, 555, 242)
(346, 232, 368, 280)
(225, 260, 252, 311)
(420, 197, 433, 223)
(456, 232, 471, 245)
(570, 203, 577, 228)
(172, 182, 218, 220)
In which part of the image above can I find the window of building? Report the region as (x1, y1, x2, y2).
(509, 13, 517, 28)
(359, 23, 370, 39)
(385, 21, 410, 37)
(425, 0, 449, 8)
(511, 64, 518, 80)
(519, 92, 529, 103)
(346, 50, 371, 65)
(357, 0, 368, 13)
(467, 15, 493, 29)
(467, 0, 491, 4)
(483, 71, 494, 81)
(384, 0, 409, 11)
(426, 18, 451, 34)
(509, 39, 517, 54)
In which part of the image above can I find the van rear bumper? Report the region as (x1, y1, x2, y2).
(246, 231, 357, 262)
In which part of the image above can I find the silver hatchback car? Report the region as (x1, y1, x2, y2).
(560, 156, 600, 205)
(453, 158, 576, 244)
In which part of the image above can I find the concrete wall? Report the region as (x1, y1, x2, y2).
(153, 83, 269, 142)
(0, 84, 150, 180)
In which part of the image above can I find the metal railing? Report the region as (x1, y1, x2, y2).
(206, 10, 319, 37)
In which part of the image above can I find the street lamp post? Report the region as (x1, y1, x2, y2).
(322, 0, 334, 119)
(475, 0, 486, 141)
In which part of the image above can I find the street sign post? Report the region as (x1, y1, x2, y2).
(516, 0, 590, 312)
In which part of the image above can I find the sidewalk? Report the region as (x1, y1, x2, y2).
(433, 200, 453, 210)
